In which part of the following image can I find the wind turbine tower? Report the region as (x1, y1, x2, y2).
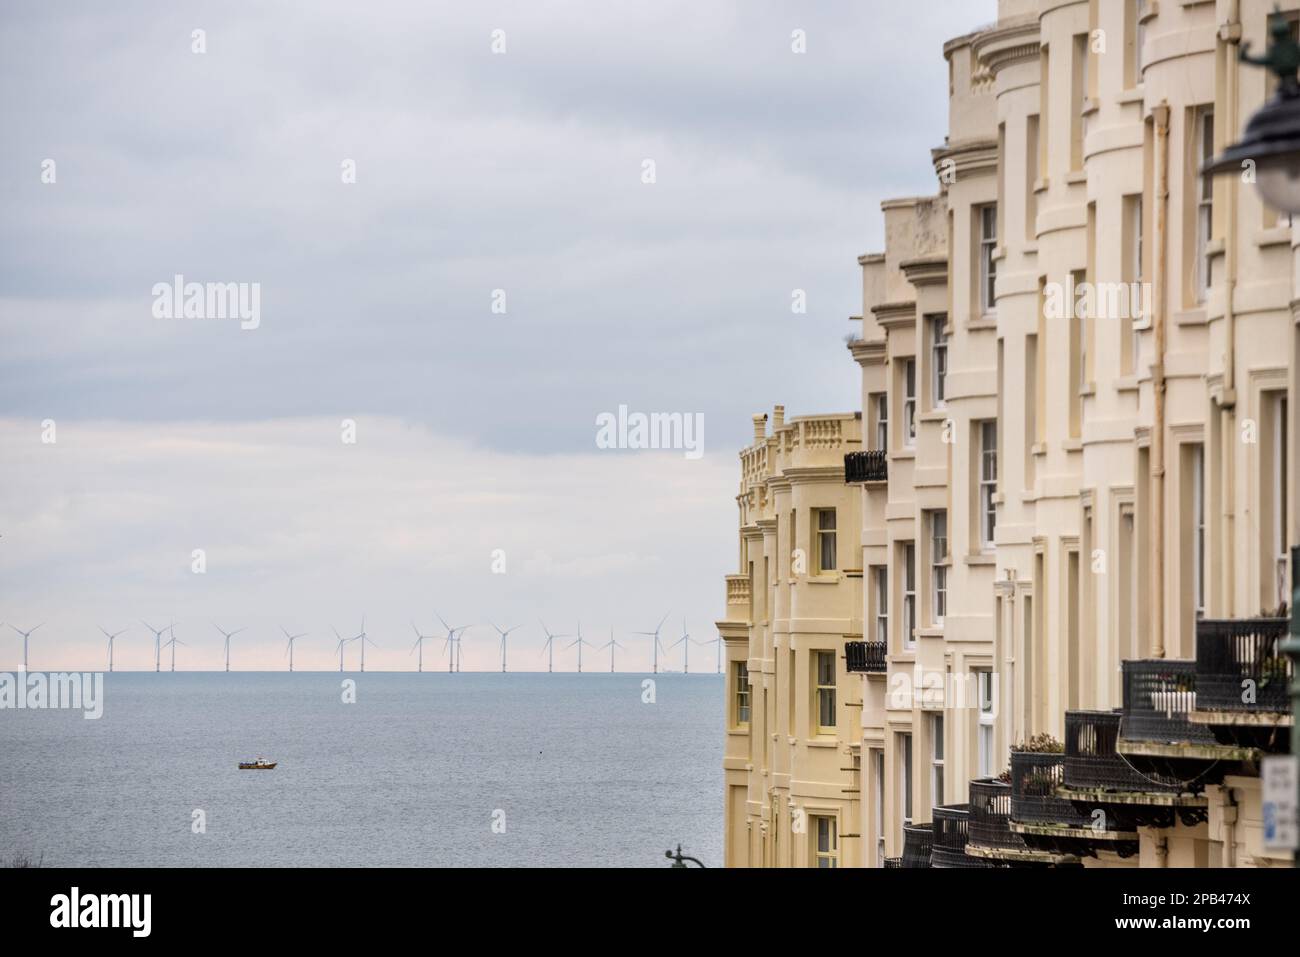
(214, 624, 245, 673)
(635, 613, 670, 674)
(491, 623, 523, 673)
(100, 626, 128, 673)
(282, 627, 308, 673)
(8, 623, 42, 672)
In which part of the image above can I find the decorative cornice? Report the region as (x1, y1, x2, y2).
(932, 137, 999, 180)
(900, 256, 949, 287)
(872, 300, 916, 330)
(971, 16, 1041, 78)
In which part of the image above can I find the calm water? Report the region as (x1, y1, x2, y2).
(0, 672, 723, 867)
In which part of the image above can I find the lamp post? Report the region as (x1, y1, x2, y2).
(1204, 10, 1300, 212)
(1204, 8, 1300, 867)
(664, 844, 706, 868)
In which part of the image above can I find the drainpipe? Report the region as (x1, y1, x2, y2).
(1220, 787, 1238, 868)
(1151, 102, 1170, 660)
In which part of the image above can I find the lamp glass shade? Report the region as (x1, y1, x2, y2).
(1255, 158, 1300, 215)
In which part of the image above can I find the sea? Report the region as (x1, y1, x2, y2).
(0, 672, 724, 868)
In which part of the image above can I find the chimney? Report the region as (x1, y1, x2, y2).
(752, 413, 768, 443)
(772, 405, 785, 430)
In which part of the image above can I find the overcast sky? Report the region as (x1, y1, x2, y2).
(0, 0, 994, 671)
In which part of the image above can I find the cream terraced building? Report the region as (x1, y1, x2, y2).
(721, 0, 1296, 868)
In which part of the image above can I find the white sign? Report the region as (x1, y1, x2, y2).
(1262, 755, 1299, 852)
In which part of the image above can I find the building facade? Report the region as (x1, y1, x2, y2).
(721, 0, 1296, 868)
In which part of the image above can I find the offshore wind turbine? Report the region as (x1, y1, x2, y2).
(594, 628, 624, 673)
(164, 625, 187, 672)
(352, 617, 378, 673)
(567, 621, 597, 673)
(491, 622, 523, 673)
(435, 614, 468, 673)
(332, 627, 352, 673)
(634, 613, 671, 674)
(667, 619, 692, 673)
(410, 622, 435, 673)
(538, 620, 570, 673)
(213, 624, 245, 673)
(141, 620, 168, 673)
(693, 633, 723, 674)
(282, 627, 308, 673)
(8, 623, 42, 671)
(100, 626, 129, 673)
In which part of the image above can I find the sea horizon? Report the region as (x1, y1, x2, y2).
(1, 672, 723, 868)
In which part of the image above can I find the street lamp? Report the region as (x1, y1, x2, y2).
(664, 844, 705, 868)
(1203, 10, 1300, 214)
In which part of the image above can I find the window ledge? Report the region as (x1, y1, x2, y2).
(892, 449, 916, 461)
(1081, 97, 1099, 117)
(1063, 438, 1083, 452)
(807, 738, 839, 749)
(1065, 170, 1087, 185)
(729, 727, 749, 736)
(808, 574, 841, 585)
(965, 553, 996, 566)
(1031, 442, 1047, 457)
(968, 316, 998, 331)
(919, 409, 948, 422)
(1033, 177, 1050, 194)
(1116, 375, 1140, 393)
(1175, 308, 1208, 327)
(1116, 86, 1145, 105)
(917, 627, 944, 639)
(1257, 225, 1292, 248)
(1080, 382, 1096, 397)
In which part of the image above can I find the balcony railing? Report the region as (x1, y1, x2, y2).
(844, 449, 888, 483)
(1196, 617, 1292, 714)
(845, 640, 887, 674)
(931, 804, 995, 868)
(1120, 659, 1219, 746)
(1064, 710, 1183, 793)
(968, 778, 1030, 853)
(901, 822, 933, 868)
(1010, 752, 1092, 827)
(882, 856, 902, 868)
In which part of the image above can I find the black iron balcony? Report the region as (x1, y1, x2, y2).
(1010, 752, 1091, 827)
(844, 449, 888, 483)
(931, 804, 995, 868)
(967, 777, 1081, 866)
(900, 822, 933, 868)
(1195, 617, 1292, 715)
(1009, 751, 1140, 859)
(882, 856, 902, 868)
(1064, 710, 1184, 793)
(967, 778, 1029, 853)
(844, 639, 887, 674)
(1120, 659, 1219, 747)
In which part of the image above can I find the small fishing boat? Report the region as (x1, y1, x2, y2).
(238, 757, 277, 770)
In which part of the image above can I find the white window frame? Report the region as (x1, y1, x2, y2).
(814, 650, 836, 734)
(930, 713, 945, 805)
(902, 543, 917, 650)
(930, 510, 948, 626)
(977, 671, 996, 778)
(903, 360, 917, 448)
(734, 661, 751, 727)
(814, 508, 837, 574)
(979, 421, 998, 549)
(978, 204, 998, 314)
(930, 315, 948, 408)
(874, 393, 888, 450)
(1195, 107, 1214, 303)
(874, 566, 889, 645)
